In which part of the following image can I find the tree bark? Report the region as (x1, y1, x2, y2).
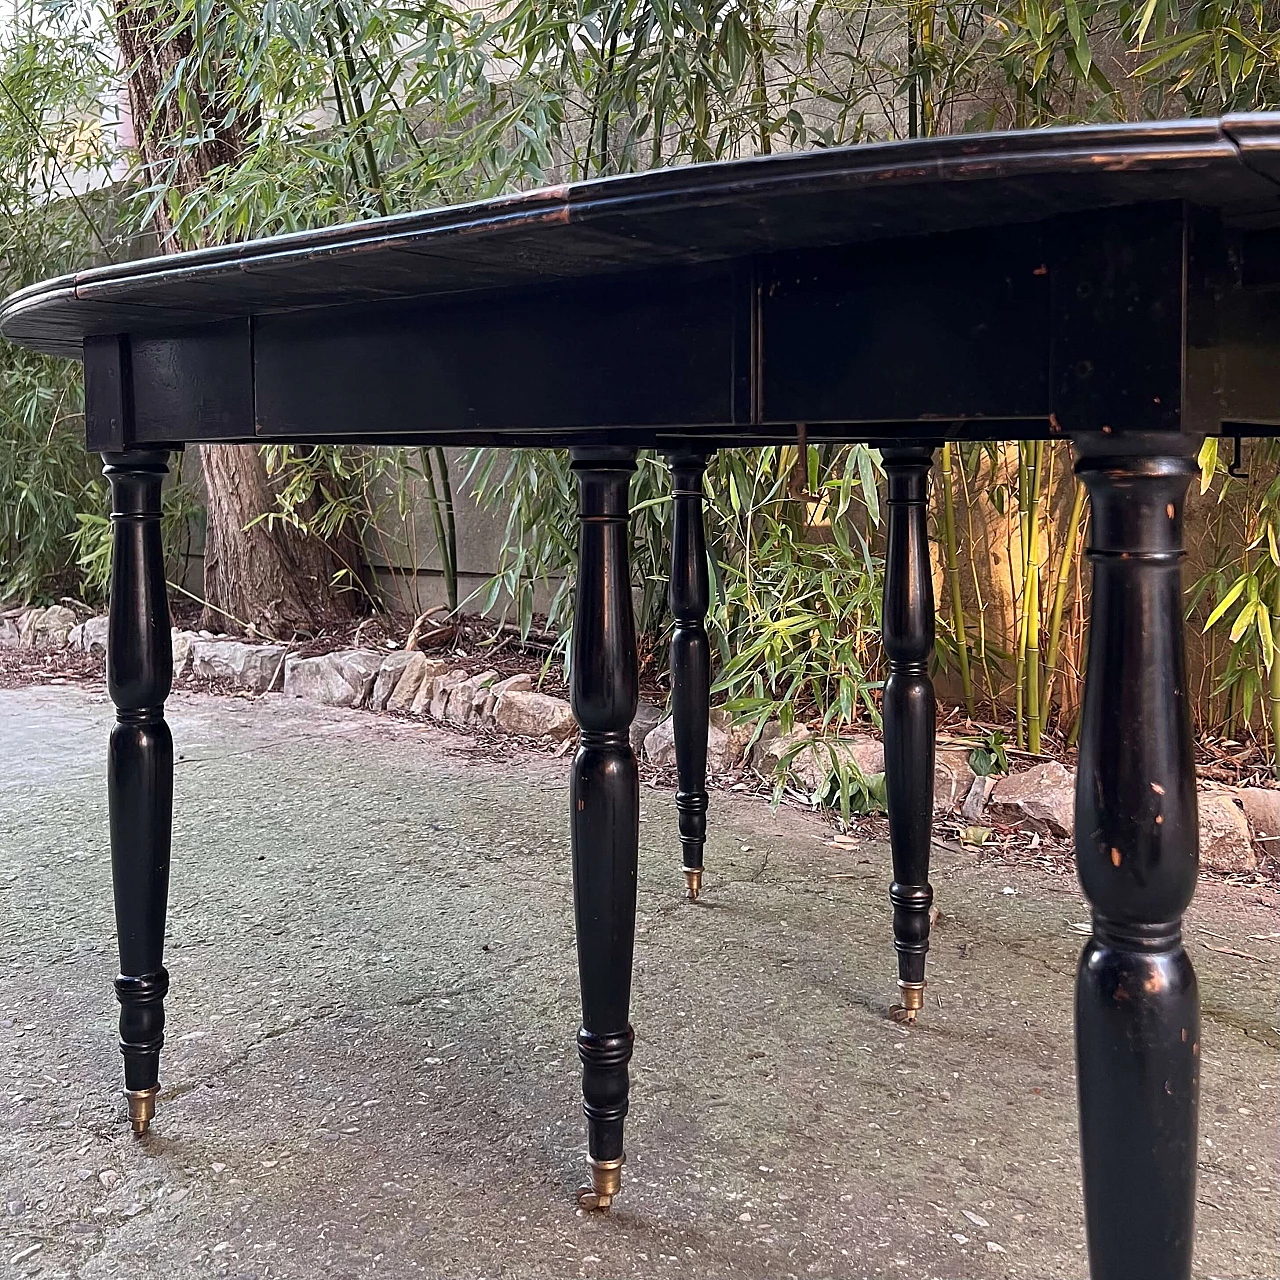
(114, 0, 357, 634)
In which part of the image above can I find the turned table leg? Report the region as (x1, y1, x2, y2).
(1073, 436, 1200, 1280)
(881, 446, 937, 1023)
(103, 450, 174, 1135)
(667, 450, 711, 901)
(569, 447, 640, 1210)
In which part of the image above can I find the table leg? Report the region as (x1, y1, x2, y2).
(569, 447, 640, 1210)
(881, 446, 936, 1023)
(1073, 436, 1200, 1280)
(668, 450, 711, 901)
(102, 451, 174, 1136)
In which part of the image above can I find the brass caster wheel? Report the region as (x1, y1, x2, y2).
(890, 980, 925, 1024)
(684, 868, 703, 901)
(577, 1185, 613, 1211)
(577, 1156, 623, 1210)
(126, 1085, 159, 1135)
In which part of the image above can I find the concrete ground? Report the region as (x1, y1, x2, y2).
(0, 685, 1276, 1280)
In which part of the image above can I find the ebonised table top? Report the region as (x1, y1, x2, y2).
(5, 114, 1280, 449)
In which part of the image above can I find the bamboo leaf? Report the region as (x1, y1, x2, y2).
(1197, 436, 1219, 495)
(1229, 599, 1259, 644)
(1204, 575, 1248, 630)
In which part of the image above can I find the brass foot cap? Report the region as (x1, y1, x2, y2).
(126, 1085, 159, 1135)
(577, 1156, 624, 1210)
(684, 868, 703, 901)
(890, 980, 926, 1023)
(897, 980, 926, 1009)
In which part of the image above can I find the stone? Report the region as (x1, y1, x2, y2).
(24, 605, 79, 650)
(369, 652, 414, 712)
(190, 640, 289, 694)
(171, 629, 198, 673)
(15, 608, 40, 646)
(934, 746, 978, 814)
(643, 715, 731, 772)
(1198, 792, 1256, 873)
(1237, 787, 1280, 846)
(421, 668, 470, 719)
(386, 655, 447, 714)
(643, 716, 676, 766)
(630, 699, 664, 755)
(751, 723, 811, 773)
(750, 729, 880, 794)
(493, 689, 576, 741)
(283, 650, 383, 707)
(844, 734, 885, 776)
(475, 673, 533, 724)
(962, 773, 997, 822)
(67, 616, 109, 655)
(0, 615, 20, 647)
(789, 738, 886, 794)
(444, 670, 497, 725)
(989, 761, 1075, 836)
(708, 707, 756, 767)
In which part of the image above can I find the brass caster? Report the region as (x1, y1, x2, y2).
(684, 868, 703, 901)
(577, 1156, 623, 1211)
(126, 1085, 159, 1135)
(890, 980, 925, 1024)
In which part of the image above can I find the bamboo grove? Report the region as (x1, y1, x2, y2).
(2, 0, 1279, 768)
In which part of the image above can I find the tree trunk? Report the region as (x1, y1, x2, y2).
(114, 0, 357, 634)
(200, 444, 359, 633)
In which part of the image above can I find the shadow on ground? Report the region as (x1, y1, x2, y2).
(1, 686, 1276, 1279)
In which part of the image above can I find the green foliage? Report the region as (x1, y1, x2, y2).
(0, 1, 121, 603)
(1191, 436, 1280, 750)
(967, 728, 1011, 776)
(710, 446, 885, 731)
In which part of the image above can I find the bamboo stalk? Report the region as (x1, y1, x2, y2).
(433, 446, 459, 613)
(940, 442, 974, 717)
(1014, 442, 1030, 749)
(1025, 441, 1044, 753)
(1273, 561, 1280, 780)
(958, 450, 998, 717)
(419, 447, 456, 614)
(1041, 478, 1088, 726)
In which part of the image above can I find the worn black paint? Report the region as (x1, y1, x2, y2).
(667, 452, 712, 884)
(570, 449, 640, 1166)
(102, 450, 174, 1098)
(1073, 434, 1200, 1280)
(880, 448, 937, 995)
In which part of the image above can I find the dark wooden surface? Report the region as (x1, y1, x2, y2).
(2, 116, 1280, 450)
(569, 449, 641, 1208)
(667, 451, 711, 899)
(1072, 434, 1202, 1280)
(102, 451, 174, 1135)
(881, 447, 938, 1018)
(6, 114, 1280, 358)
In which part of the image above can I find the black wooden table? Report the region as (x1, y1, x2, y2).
(7, 113, 1280, 1280)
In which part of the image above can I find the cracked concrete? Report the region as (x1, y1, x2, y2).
(0, 684, 1277, 1279)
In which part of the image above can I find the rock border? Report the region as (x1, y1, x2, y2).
(4, 604, 1275, 872)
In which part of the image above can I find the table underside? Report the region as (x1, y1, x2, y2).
(72, 205, 1280, 453)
